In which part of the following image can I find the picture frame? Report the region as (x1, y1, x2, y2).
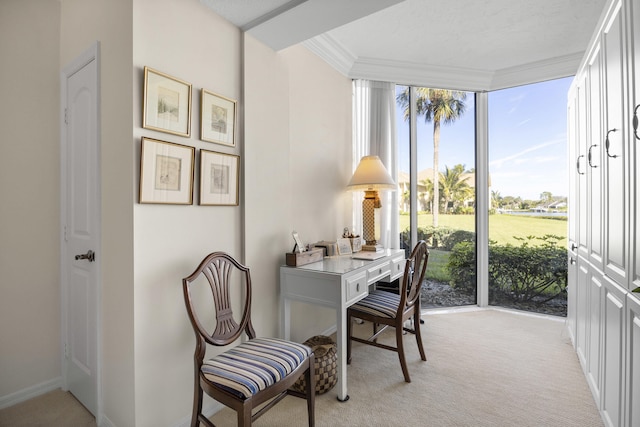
(350, 236, 362, 253)
(337, 238, 353, 255)
(143, 67, 192, 137)
(292, 231, 306, 253)
(199, 149, 239, 206)
(201, 89, 236, 147)
(139, 137, 195, 205)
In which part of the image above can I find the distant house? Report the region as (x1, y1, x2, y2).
(397, 168, 488, 212)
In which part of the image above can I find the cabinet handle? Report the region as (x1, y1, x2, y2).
(634, 104, 639, 140)
(588, 144, 598, 168)
(576, 155, 585, 175)
(605, 128, 619, 158)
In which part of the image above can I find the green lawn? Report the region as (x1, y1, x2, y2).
(399, 213, 567, 247)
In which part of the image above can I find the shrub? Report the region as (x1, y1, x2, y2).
(446, 235, 568, 303)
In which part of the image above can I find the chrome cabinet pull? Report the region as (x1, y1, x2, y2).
(576, 155, 585, 175)
(588, 144, 598, 167)
(605, 128, 619, 158)
(634, 104, 639, 140)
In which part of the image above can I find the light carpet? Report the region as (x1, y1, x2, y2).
(210, 309, 602, 427)
(0, 308, 603, 427)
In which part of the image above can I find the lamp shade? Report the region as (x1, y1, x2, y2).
(347, 155, 396, 191)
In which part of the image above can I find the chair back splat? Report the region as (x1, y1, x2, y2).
(347, 241, 429, 383)
(182, 252, 315, 427)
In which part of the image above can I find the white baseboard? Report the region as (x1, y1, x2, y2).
(0, 377, 63, 410)
(99, 414, 116, 427)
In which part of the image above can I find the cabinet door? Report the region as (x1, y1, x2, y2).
(601, 276, 626, 427)
(567, 241, 578, 342)
(576, 257, 590, 369)
(586, 272, 603, 404)
(577, 75, 590, 259)
(602, 0, 629, 286)
(630, 0, 640, 291)
(587, 44, 604, 270)
(627, 294, 640, 427)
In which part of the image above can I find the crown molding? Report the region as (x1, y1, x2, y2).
(490, 52, 583, 90)
(305, 34, 583, 91)
(349, 57, 494, 91)
(303, 34, 356, 77)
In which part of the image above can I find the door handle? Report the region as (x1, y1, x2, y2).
(75, 250, 95, 262)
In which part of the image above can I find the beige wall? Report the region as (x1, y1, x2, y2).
(0, 0, 353, 425)
(60, 0, 136, 425)
(0, 0, 61, 399)
(132, 0, 244, 424)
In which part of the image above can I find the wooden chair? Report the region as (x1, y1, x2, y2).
(182, 252, 315, 427)
(347, 241, 429, 383)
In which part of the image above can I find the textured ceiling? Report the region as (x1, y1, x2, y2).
(202, 0, 607, 89)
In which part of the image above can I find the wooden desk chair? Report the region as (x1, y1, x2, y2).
(347, 241, 429, 383)
(182, 252, 315, 427)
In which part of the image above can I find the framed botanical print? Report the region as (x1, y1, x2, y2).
(199, 149, 239, 206)
(139, 137, 195, 204)
(200, 89, 236, 147)
(143, 67, 192, 137)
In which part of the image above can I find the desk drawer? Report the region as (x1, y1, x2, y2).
(367, 260, 391, 285)
(389, 255, 406, 281)
(345, 272, 367, 304)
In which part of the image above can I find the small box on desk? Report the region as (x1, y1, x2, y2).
(285, 248, 324, 267)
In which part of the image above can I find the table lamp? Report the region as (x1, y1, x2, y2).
(347, 155, 396, 251)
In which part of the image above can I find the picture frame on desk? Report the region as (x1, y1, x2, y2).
(350, 236, 362, 253)
(336, 238, 353, 255)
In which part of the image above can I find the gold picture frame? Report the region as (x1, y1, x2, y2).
(199, 149, 239, 206)
(201, 89, 236, 147)
(139, 137, 195, 204)
(143, 67, 192, 137)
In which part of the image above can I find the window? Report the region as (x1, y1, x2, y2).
(396, 86, 477, 309)
(487, 78, 570, 316)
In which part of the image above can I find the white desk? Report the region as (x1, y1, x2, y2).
(280, 249, 405, 401)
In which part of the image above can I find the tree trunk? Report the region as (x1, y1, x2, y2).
(433, 120, 440, 227)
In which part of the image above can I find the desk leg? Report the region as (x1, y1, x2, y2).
(336, 306, 350, 402)
(282, 297, 291, 340)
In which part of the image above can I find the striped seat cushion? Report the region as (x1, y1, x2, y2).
(201, 338, 312, 399)
(351, 289, 400, 318)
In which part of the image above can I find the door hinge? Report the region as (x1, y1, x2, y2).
(64, 108, 68, 124)
(64, 225, 68, 242)
(64, 343, 69, 359)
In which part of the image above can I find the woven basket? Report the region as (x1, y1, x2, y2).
(292, 335, 338, 395)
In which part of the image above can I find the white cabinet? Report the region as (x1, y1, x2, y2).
(626, 294, 640, 427)
(601, 277, 626, 427)
(568, 0, 640, 425)
(630, 0, 640, 292)
(587, 270, 603, 405)
(602, 0, 629, 286)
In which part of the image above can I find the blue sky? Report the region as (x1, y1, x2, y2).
(396, 77, 572, 201)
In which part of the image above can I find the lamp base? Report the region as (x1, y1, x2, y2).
(362, 244, 383, 252)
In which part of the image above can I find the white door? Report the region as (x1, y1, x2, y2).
(61, 44, 100, 416)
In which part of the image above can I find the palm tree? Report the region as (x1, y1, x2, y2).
(397, 88, 467, 226)
(440, 164, 472, 213)
(491, 190, 502, 210)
